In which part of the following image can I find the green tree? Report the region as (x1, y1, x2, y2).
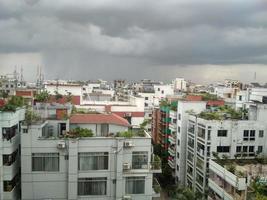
(35, 91, 50, 102)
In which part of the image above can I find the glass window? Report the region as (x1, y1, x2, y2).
(259, 130, 264, 138)
(217, 146, 230, 153)
(78, 177, 107, 195)
(78, 152, 108, 170)
(249, 146, 254, 152)
(258, 146, 263, 153)
(32, 153, 59, 171)
(132, 152, 148, 169)
(125, 177, 145, 194)
(217, 130, 227, 137)
(236, 146, 241, 153)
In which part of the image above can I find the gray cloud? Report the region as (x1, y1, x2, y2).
(0, 0, 267, 82)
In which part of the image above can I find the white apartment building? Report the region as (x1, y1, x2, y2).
(0, 108, 25, 200)
(186, 106, 267, 194)
(21, 113, 161, 200)
(236, 88, 267, 109)
(154, 85, 174, 100)
(168, 101, 206, 185)
(173, 78, 187, 92)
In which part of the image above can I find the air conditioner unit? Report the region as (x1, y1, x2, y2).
(122, 195, 132, 200)
(57, 141, 66, 149)
(123, 163, 131, 170)
(124, 141, 134, 148)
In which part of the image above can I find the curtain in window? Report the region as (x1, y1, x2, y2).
(78, 178, 107, 195)
(32, 153, 59, 171)
(79, 152, 108, 170)
(126, 177, 145, 194)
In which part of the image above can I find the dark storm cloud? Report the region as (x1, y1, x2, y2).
(0, 0, 267, 81)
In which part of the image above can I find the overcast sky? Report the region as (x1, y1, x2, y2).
(0, 0, 267, 83)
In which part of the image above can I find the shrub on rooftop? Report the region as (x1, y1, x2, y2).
(0, 96, 25, 112)
(35, 91, 50, 102)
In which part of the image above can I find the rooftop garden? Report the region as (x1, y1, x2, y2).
(35, 90, 50, 102)
(116, 130, 146, 138)
(198, 105, 244, 120)
(0, 96, 25, 112)
(24, 109, 42, 125)
(160, 100, 177, 111)
(66, 127, 94, 138)
(71, 106, 99, 114)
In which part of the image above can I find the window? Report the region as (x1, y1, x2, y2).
(236, 146, 241, 153)
(178, 126, 181, 133)
(4, 173, 19, 192)
(249, 146, 254, 152)
(177, 152, 180, 158)
(250, 130, 255, 140)
(132, 151, 148, 169)
(125, 177, 145, 194)
(158, 88, 160, 91)
(239, 96, 242, 101)
(100, 124, 109, 136)
(145, 97, 148, 100)
(217, 130, 227, 137)
(217, 146, 230, 153)
(177, 165, 179, 171)
(78, 152, 108, 170)
(197, 127, 205, 139)
(258, 146, 263, 153)
(177, 139, 180, 146)
(243, 130, 255, 141)
(32, 153, 59, 171)
(23, 128, 28, 133)
(161, 90, 164, 94)
(78, 177, 107, 195)
(144, 103, 148, 107)
(178, 114, 181, 120)
(259, 130, 264, 138)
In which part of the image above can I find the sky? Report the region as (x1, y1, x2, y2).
(0, 0, 267, 84)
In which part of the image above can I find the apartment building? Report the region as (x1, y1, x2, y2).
(0, 107, 25, 200)
(186, 105, 267, 194)
(21, 112, 161, 200)
(168, 100, 206, 185)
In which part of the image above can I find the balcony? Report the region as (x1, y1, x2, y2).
(168, 135, 176, 144)
(168, 146, 175, 157)
(3, 158, 19, 180)
(150, 155, 162, 173)
(3, 184, 19, 200)
(169, 123, 177, 131)
(168, 158, 175, 169)
(208, 179, 234, 200)
(2, 134, 20, 153)
(152, 178, 161, 198)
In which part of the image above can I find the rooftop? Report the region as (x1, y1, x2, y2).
(70, 113, 131, 127)
(198, 105, 245, 120)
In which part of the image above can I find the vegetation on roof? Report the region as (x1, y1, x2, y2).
(201, 93, 219, 101)
(0, 96, 25, 112)
(198, 105, 244, 120)
(67, 127, 94, 138)
(116, 130, 146, 138)
(160, 100, 177, 111)
(25, 109, 41, 125)
(35, 90, 50, 102)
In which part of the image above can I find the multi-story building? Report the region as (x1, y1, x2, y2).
(0, 107, 25, 200)
(186, 104, 267, 194)
(169, 100, 206, 185)
(21, 112, 161, 200)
